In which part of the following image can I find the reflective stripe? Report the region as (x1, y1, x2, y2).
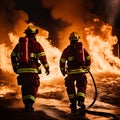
(44, 63, 49, 68)
(11, 52, 17, 56)
(30, 53, 37, 58)
(22, 95, 36, 102)
(68, 56, 74, 61)
(77, 92, 85, 98)
(85, 66, 90, 69)
(37, 52, 45, 57)
(86, 56, 90, 60)
(68, 94, 76, 99)
(67, 69, 85, 74)
(17, 68, 38, 73)
(60, 67, 65, 70)
(60, 58, 66, 63)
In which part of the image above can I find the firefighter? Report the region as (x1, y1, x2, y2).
(11, 25, 50, 112)
(59, 32, 91, 114)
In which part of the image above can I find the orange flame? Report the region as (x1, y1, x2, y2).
(8, 30, 63, 82)
(0, 22, 120, 95)
(86, 23, 120, 76)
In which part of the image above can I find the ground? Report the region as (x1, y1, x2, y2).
(0, 75, 120, 120)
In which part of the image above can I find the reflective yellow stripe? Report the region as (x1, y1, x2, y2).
(37, 52, 45, 57)
(68, 56, 74, 61)
(30, 53, 37, 58)
(68, 94, 76, 99)
(67, 69, 85, 74)
(60, 67, 65, 70)
(77, 92, 85, 98)
(44, 63, 49, 68)
(17, 68, 38, 73)
(86, 56, 90, 60)
(22, 95, 36, 102)
(85, 66, 90, 69)
(60, 58, 66, 62)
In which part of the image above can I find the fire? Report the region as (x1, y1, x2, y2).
(8, 30, 63, 80)
(85, 23, 120, 76)
(0, 86, 15, 97)
(36, 35, 63, 81)
(0, 28, 64, 96)
(0, 44, 13, 73)
(1, 21, 120, 95)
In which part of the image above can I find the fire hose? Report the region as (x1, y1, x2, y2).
(84, 66, 120, 120)
(84, 66, 97, 109)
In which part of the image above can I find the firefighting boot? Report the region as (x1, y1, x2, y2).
(70, 99, 77, 114)
(70, 104, 77, 114)
(77, 96, 86, 110)
(77, 101, 86, 117)
(25, 103, 34, 112)
(24, 98, 34, 112)
(78, 101, 85, 109)
(69, 95, 77, 114)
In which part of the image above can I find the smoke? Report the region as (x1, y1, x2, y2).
(41, 0, 95, 49)
(41, 0, 120, 50)
(14, 0, 68, 46)
(42, 0, 89, 22)
(0, 0, 29, 47)
(0, 0, 120, 47)
(105, 0, 120, 26)
(0, 0, 29, 86)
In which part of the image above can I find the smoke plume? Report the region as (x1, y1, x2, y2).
(0, 0, 29, 47)
(41, 0, 120, 50)
(0, 0, 120, 47)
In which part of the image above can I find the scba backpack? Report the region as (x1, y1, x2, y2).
(75, 42, 85, 65)
(18, 37, 29, 63)
(18, 37, 41, 74)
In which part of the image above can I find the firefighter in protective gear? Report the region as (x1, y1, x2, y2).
(60, 32, 91, 113)
(11, 25, 50, 112)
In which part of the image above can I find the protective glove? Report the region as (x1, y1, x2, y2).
(62, 70, 66, 76)
(13, 67, 17, 73)
(45, 68, 50, 75)
(62, 72, 66, 76)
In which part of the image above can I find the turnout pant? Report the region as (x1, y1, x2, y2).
(65, 73, 87, 107)
(17, 73, 40, 106)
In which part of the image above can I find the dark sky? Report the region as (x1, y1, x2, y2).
(14, 0, 69, 46)
(14, 0, 120, 32)
(0, 0, 120, 47)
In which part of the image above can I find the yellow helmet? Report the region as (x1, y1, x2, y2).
(24, 25, 39, 34)
(69, 32, 80, 41)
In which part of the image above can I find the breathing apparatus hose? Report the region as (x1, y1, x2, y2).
(84, 66, 120, 120)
